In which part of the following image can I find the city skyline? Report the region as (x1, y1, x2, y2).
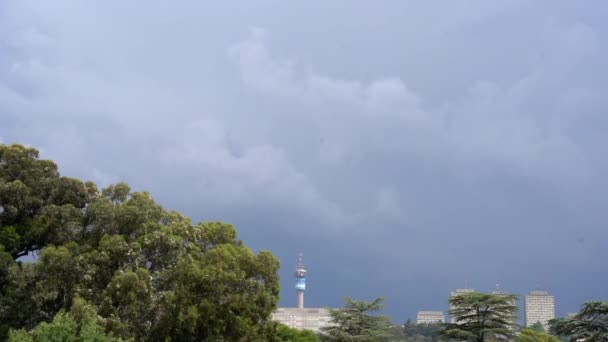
(276, 254, 568, 325)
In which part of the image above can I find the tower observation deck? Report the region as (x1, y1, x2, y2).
(295, 253, 307, 309)
(271, 253, 333, 331)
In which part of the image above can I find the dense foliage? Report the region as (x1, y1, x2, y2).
(549, 301, 608, 342)
(8, 297, 120, 342)
(441, 292, 518, 342)
(527, 321, 546, 333)
(398, 320, 441, 342)
(0, 144, 281, 341)
(277, 324, 319, 342)
(515, 329, 560, 342)
(319, 297, 393, 342)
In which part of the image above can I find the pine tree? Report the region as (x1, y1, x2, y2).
(441, 292, 518, 342)
(320, 297, 393, 342)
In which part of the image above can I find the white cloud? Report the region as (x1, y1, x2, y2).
(2, 0, 608, 319)
(231, 26, 595, 188)
(231, 28, 425, 121)
(229, 27, 299, 98)
(91, 168, 117, 188)
(372, 187, 405, 222)
(161, 119, 350, 231)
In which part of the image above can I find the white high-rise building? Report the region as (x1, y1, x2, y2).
(524, 291, 555, 331)
(417, 311, 445, 324)
(450, 288, 475, 323)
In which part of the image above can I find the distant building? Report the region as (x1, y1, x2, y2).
(416, 311, 445, 324)
(272, 308, 333, 332)
(524, 291, 555, 331)
(450, 288, 475, 323)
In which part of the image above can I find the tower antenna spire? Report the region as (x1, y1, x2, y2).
(295, 252, 307, 309)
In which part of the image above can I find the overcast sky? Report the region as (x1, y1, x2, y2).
(1, 1, 607, 321)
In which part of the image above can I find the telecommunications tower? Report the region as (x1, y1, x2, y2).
(295, 253, 307, 309)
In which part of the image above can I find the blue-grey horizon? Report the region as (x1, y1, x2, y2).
(1, 1, 607, 322)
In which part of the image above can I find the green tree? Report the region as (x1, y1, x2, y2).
(7, 297, 120, 342)
(549, 301, 608, 342)
(401, 320, 442, 342)
(441, 292, 518, 342)
(516, 329, 560, 342)
(149, 235, 280, 341)
(528, 321, 546, 333)
(0, 143, 281, 341)
(0, 245, 12, 293)
(277, 323, 319, 342)
(320, 297, 393, 342)
(0, 144, 92, 259)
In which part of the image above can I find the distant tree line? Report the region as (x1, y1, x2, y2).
(320, 292, 606, 342)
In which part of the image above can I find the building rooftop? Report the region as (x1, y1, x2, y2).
(272, 307, 333, 332)
(452, 288, 475, 294)
(274, 308, 331, 314)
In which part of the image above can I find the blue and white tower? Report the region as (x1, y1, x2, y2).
(295, 253, 307, 309)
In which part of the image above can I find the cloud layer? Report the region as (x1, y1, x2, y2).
(2, 0, 608, 320)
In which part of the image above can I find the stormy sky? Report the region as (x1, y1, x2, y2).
(1, 1, 607, 321)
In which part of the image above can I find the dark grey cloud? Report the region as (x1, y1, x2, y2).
(1, 0, 607, 321)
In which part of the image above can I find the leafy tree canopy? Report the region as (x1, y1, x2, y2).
(441, 292, 518, 342)
(0, 143, 281, 341)
(549, 301, 608, 342)
(399, 320, 442, 342)
(0, 144, 95, 259)
(516, 329, 560, 342)
(8, 297, 121, 342)
(277, 323, 319, 342)
(320, 297, 393, 342)
(528, 321, 546, 333)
